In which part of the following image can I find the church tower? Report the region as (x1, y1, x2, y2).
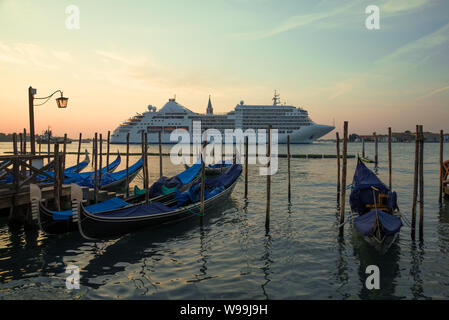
(206, 95, 213, 114)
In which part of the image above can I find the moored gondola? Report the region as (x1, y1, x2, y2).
(33, 160, 203, 234)
(349, 158, 402, 253)
(77, 164, 242, 240)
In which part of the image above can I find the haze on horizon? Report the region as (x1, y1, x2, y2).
(0, 0, 448, 139)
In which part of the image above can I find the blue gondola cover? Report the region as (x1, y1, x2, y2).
(354, 209, 402, 236)
(52, 197, 129, 220)
(349, 159, 397, 214)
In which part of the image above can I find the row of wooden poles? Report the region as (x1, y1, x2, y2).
(336, 122, 446, 241)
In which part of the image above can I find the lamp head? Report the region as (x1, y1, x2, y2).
(56, 92, 68, 108)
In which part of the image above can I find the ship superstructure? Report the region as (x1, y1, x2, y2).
(110, 92, 334, 144)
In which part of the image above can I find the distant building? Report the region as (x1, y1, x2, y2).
(206, 95, 213, 115)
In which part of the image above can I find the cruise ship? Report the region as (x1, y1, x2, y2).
(110, 92, 334, 144)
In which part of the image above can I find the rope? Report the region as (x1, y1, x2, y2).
(185, 204, 205, 216)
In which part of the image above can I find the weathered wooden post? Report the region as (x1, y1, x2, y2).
(440, 130, 444, 205)
(19, 133, 25, 177)
(374, 132, 378, 165)
(419, 125, 424, 241)
(106, 130, 110, 172)
(47, 131, 51, 164)
(53, 143, 61, 211)
(339, 121, 348, 235)
(336, 132, 341, 193)
(411, 125, 419, 239)
(265, 125, 272, 231)
(158, 130, 163, 178)
(200, 143, 206, 216)
(62, 133, 67, 174)
(244, 135, 249, 198)
(362, 138, 365, 159)
(76, 133, 82, 172)
(144, 132, 149, 204)
(388, 127, 392, 190)
(99, 133, 103, 186)
(94, 133, 98, 203)
(23, 128, 27, 155)
(91, 135, 95, 167)
(287, 135, 291, 202)
(126, 132, 130, 198)
(141, 131, 146, 198)
(19, 133, 23, 154)
(13, 133, 18, 155)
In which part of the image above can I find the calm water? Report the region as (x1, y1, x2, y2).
(1, 140, 449, 300)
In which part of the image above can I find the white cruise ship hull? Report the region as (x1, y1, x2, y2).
(110, 125, 334, 145)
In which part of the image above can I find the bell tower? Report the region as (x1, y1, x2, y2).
(206, 95, 213, 114)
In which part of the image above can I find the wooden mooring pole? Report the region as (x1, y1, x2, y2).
(76, 133, 82, 171)
(419, 125, 424, 241)
(374, 132, 378, 165)
(126, 132, 130, 198)
(439, 130, 444, 205)
(339, 121, 348, 235)
(362, 138, 365, 158)
(265, 125, 272, 231)
(200, 143, 206, 216)
(99, 133, 103, 186)
(47, 131, 51, 163)
(159, 130, 163, 178)
(244, 135, 249, 199)
(12, 133, 18, 155)
(144, 132, 149, 204)
(54, 143, 61, 211)
(141, 132, 146, 199)
(94, 133, 98, 204)
(388, 127, 392, 190)
(23, 128, 27, 155)
(336, 132, 340, 193)
(62, 133, 67, 173)
(287, 135, 291, 202)
(106, 130, 110, 172)
(411, 125, 419, 239)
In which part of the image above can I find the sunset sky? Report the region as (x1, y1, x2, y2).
(1, 0, 448, 139)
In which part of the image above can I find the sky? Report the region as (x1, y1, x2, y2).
(0, 0, 448, 139)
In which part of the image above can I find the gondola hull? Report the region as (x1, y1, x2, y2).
(78, 179, 238, 240)
(184, 163, 231, 175)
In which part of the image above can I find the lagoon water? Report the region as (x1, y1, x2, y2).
(1, 141, 449, 299)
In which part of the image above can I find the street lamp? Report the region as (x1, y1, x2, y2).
(28, 86, 68, 155)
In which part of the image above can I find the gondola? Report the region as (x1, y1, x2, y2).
(349, 158, 402, 253)
(359, 156, 375, 164)
(33, 160, 203, 234)
(64, 150, 90, 173)
(0, 150, 90, 184)
(184, 159, 234, 175)
(63, 152, 121, 182)
(77, 163, 242, 240)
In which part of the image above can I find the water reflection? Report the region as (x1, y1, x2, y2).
(351, 229, 402, 299)
(334, 236, 350, 299)
(409, 241, 427, 299)
(260, 232, 272, 300)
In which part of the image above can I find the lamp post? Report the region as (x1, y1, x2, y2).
(28, 86, 68, 155)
